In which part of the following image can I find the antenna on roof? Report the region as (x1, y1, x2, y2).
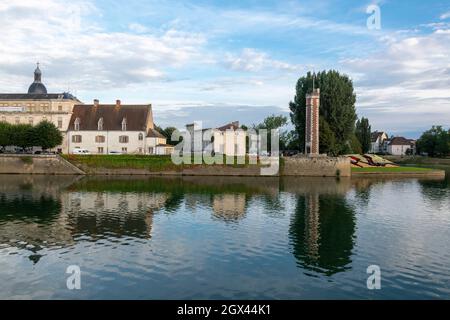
(312, 68, 316, 91)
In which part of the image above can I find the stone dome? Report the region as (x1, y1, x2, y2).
(28, 63, 47, 94)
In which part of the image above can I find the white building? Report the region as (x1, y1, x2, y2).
(370, 131, 388, 154)
(387, 137, 415, 156)
(67, 100, 173, 155)
(185, 121, 246, 156)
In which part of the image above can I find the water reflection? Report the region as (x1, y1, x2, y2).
(287, 178, 356, 276)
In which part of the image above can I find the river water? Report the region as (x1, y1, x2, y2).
(0, 174, 449, 299)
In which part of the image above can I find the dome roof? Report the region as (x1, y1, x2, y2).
(28, 82, 47, 94)
(27, 63, 47, 94)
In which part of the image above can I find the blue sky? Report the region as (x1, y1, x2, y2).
(0, 0, 449, 137)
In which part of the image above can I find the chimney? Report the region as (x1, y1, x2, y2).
(93, 99, 99, 107)
(116, 100, 121, 108)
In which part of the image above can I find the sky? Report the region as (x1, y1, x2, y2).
(0, 0, 449, 138)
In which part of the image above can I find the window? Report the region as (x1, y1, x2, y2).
(58, 105, 63, 112)
(95, 135, 105, 143)
(74, 118, 80, 131)
(138, 148, 143, 154)
(72, 135, 82, 143)
(98, 118, 103, 131)
(122, 147, 127, 153)
(119, 135, 129, 143)
(148, 147, 154, 154)
(29, 117, 34, 125)
(121, 118, 127, 131)
(58, 118, 63, 129)
(97, 147, 104, 154)
(138, 133, 143, 141)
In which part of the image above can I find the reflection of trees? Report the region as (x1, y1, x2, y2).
(0, 194, 61, 222)
(289, 193, 356, 276)
(417, 174, 449, 205)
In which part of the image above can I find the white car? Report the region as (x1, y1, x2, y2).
(72, 148, 91, 155)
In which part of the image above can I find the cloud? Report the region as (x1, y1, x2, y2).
(341, 29, 450, 136)
(440, 11, 450, 20)
(224, 48, 301, 73)
(0, 0, 207, 91)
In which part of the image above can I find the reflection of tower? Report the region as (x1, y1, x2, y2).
(305, 87, 320, 155)
(304, 193, 320, 261)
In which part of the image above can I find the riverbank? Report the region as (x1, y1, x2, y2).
(351, 166, 446, 178)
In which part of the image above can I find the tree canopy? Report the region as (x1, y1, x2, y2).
(416, 126, 450, 157)
(289, 70, 357, 155)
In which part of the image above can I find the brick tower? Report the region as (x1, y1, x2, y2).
(305, 88, 320, 155)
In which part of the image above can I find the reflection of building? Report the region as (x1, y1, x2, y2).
(0, 64, 81, 153)
(212, 194, 246, 221)
(67, 101, 173, 155)
(304, 194, 320, 262)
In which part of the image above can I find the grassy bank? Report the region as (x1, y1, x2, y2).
(384, 156, 450, 166)
(62, 154, 262, 172)
(352, 166, 433, 173)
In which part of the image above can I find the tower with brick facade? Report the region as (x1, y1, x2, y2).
(305, 88, 320, 155)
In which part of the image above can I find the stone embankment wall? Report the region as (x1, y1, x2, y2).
(0, 155, 85, 175)
(281, 156, 351, 177)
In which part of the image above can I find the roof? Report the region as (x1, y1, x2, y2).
(217, 121, 240, 131)
(389, 136, 413, 146)
(371, 131, 386, 142)
(68, 104, 151, 131)
(147, 127, 165, 138)
(0, 93, 79, 101)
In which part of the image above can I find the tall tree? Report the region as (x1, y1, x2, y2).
(289, 70, 357, 155)
(355, 117, 371, 153)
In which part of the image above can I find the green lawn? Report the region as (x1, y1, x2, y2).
(352, 166, 433, 173)
(63, 154, 261, 171)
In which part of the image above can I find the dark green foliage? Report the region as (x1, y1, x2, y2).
(0, 120, 62, 151)
(355, 117, 371, 153)
(289, 70, 357, 155)
(32, 121, 63, 150)
(416, 126, 450, 157)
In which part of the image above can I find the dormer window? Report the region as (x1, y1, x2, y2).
(122, 118, 127, 131)
(98, 118, 104, 131)
(74, 118, 80, 131)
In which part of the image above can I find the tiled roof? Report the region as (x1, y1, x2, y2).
(216, 121, 240, 131)
(389, 136, 413, 146)
(68, 104, 151, 131)
(147, 127, 165, 138)
(0, 93, 79, 100)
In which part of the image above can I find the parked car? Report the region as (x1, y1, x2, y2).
(108, 151, 123, 155)
(72, 148, 91, 155)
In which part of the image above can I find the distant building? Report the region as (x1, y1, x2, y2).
(67, 100, 173, 155)
(185, 121, 246, 156)
(387, 137, 416, 156)
(370, 131, 388, 154)
(0, 64, 81, 153)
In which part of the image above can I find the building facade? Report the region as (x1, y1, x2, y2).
(0, 64, 81, 153)
(387, 137, 415, 156)
(305, 88, 320, 155)
(185, 121, 246, 156)
(370, 131, 388, 154)
(67, 100, 173, 155)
